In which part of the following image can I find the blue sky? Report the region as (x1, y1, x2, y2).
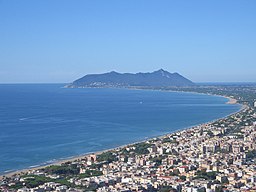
(0, 0, 255, 83)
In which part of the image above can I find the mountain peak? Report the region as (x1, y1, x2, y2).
(154, 68, 167, 73)
(153, 69, 172, 78)
(108, 71, 119, 74)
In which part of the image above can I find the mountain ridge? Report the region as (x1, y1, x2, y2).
(67, 69, 195, 88)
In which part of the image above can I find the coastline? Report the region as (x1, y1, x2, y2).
(0, 91, 246, 180)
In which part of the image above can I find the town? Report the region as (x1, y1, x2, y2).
(1, 85, 256, 192)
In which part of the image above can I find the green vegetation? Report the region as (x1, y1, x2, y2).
(97, 151, 117, 163)
(158, 186, 177, 192)
(44, 164, 80, 175)
(14, 175, 74, 189)
(83, 184, 98, 191)
(21, 175, 52, 188)
(223, 126, 243, 136)
(179, 175, 186, 181)
(194, 170, 217, 180)
(55, 178, 73, 187)
(9, 182, 24, 190)
(162, 137, 171, 143)
(206, 130, 214, 137)
(246, 150, 256, 159)
(150, 155, 165, 166)
(169, 169, 180, 176)
(162, 137, 179, 144)
(215, 188, 222, 192)
(221, 177, 229, 184)
(120, 148, 129, 155)
(133, 143, 152, 154)
(89, 163, 103, 169)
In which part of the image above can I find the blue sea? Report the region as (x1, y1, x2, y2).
(0, 84, 241, 174)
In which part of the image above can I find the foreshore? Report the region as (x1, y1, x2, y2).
(0, 93, 245, 180)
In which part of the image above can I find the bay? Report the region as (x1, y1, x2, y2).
(0, 84, 241, 173)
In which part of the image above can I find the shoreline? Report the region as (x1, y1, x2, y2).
(0, 90, 245, 179)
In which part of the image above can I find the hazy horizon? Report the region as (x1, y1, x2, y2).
(0, 69, 255, 84)
(1, 0, 256, 83)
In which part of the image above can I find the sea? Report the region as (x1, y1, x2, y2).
(0, 84, 241, 174)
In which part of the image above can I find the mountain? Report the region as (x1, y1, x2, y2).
(67, 69, 195, 88)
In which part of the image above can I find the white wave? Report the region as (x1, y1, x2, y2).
(4, 169, 14, 173)
(29, 164, 41, 168)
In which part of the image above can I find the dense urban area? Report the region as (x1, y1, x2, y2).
(1, 84, 256, 192)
